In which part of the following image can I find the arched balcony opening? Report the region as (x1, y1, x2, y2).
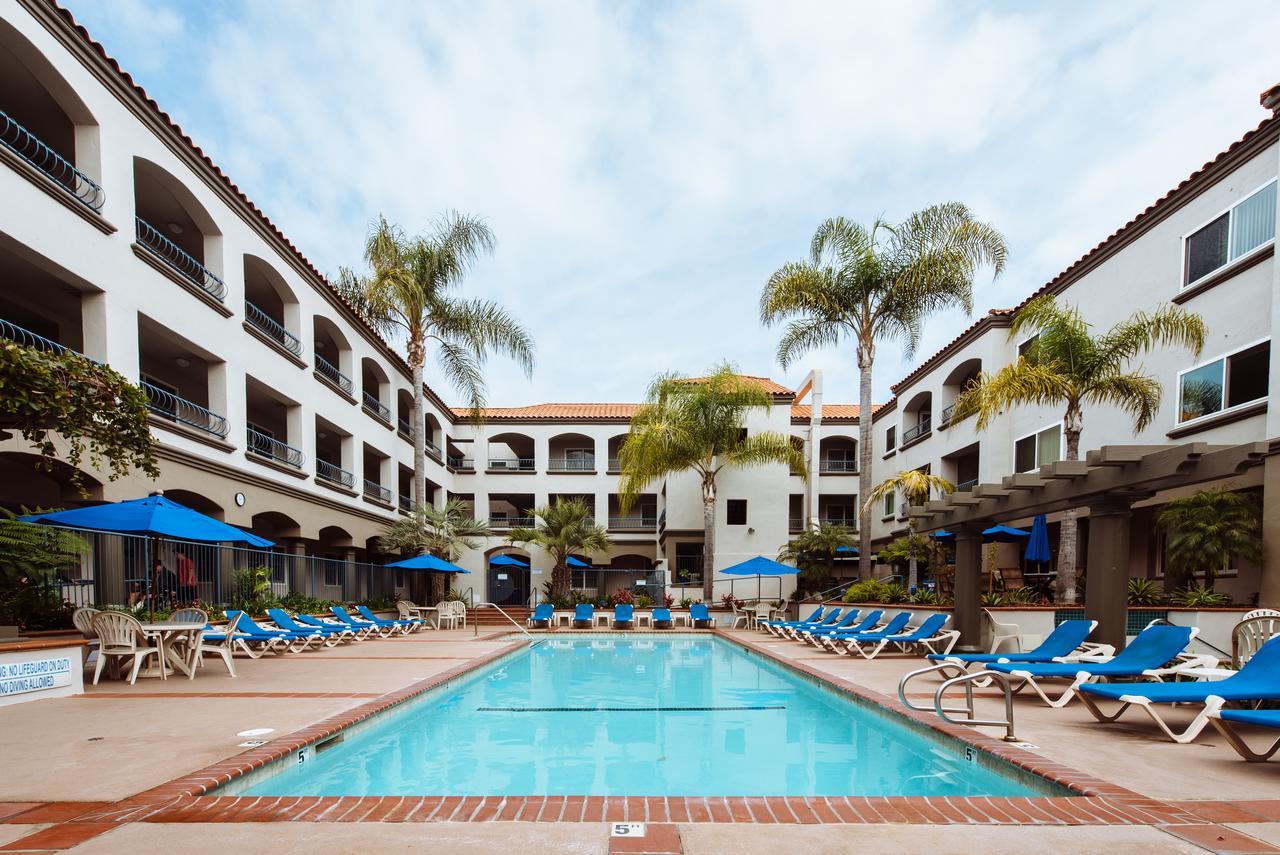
(242, 255, 301, 357)
(314, 415, 354, 491)
(312, 316, 353, 396)
(486, 432, 534, 472)
(939, 358, 982, 427)
(360, 357, 391, 425)
(901, 391, 933, 446)
(132, 157, 224, 302)
(0, 238, 92, 357)
(548, 432, 595, 472)
(819, 435, 858, 474)
(137, 314, 228, 440)
(606, 433, 628, 473)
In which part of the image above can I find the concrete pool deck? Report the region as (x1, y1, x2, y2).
(0, 627, 1276, 852)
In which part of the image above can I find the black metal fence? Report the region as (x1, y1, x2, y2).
(42, 525, 405, 612)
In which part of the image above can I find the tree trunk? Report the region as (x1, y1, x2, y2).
(702, 472, 717, 602)
(907, 523, 918, 591)
(552, 561, 569, 600)
(410, 338, 428, 510)
(857, 344, 874, 582)
(1056, 405, 1083, 603)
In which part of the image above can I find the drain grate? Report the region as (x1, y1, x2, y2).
(477, 705, 785, 712)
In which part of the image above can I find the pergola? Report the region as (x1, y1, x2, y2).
(908, 441, 1276, 650)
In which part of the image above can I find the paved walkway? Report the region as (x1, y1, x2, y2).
(0, 627, 1277, 852)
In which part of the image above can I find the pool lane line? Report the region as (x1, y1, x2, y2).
(476, 705, 786, 712)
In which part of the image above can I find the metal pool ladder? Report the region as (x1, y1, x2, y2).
(473, 602, 534, 640)
(898, 662, 1020, 742)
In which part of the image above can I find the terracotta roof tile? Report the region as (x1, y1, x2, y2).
(681, 374, 794, 395)
(790, 404, 876, 421)
(451, 403, 640, 420)
(890, 309, 1013, 395)
(1262, 82, 1280, 111)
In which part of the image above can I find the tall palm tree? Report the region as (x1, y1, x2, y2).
(951, 295, 1206, 602)
(760, 204, 1007, 580)
(619, 363, 808, 601)
(776, 521, 858, 596)
(379, 498, 492, 602)
(863, 470, 955, 590)
(507, 498, 611, 600)
(341, 213, 535, 507)
(1156, 487, 1261, 591)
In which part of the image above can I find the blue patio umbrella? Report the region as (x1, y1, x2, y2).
(931, 529, 954, 540)
(386, 553, 470, 574)
(489, 554, 529, 568)
(983, 524, 1030, 542)
(835, 545, 859, 555)
(1026, 514, 1051, 565)
(720, 555, 799, 601)
(566, 555, 592, 568)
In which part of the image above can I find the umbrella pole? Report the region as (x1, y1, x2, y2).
(146, 537, 155, 622)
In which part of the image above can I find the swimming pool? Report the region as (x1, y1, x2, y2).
(235, 635, 1059, 798)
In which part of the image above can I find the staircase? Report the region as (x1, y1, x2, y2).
(467, 605, 532, 628)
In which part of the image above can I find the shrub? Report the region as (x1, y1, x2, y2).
(443, 589, 469, 603)
(230, 566, 279, 616)
(720, 593, 742, 609)
(980, 592, 1007, 607)
(909, 589, 939, 605)
(1127, 577, 1164, 606)
(679, 597, 695, 609)
(635, 594, 654, 608)
(842, 580, 888, 604)
(1170, 584, 1231, 608)
(279, 592, 336, 615)
(880, 583, 907, 603)
(662, 594, 675, 608)
(611, 588, 635, 605)
(1002, 586, 1038, 606)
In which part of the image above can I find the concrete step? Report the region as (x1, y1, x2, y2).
(466, 606, 532, 626)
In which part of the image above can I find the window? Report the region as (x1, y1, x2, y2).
(1017, 335, 1039, 359)
(1178, 341, 1270, 423)
(563, 447, 594, 470)
(883, 491, 895, 518)
(674, 542, 704, 585)
(323, 562, 340, 587)
(1184, 181, 1277, 286)
(885, 426, 896, 451)
(727, 499, 747, 525)
(1014, 424, 1061, 473)
(825, 503, 857, 526)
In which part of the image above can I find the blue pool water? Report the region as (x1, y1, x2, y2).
(241, 636, 1049, 797)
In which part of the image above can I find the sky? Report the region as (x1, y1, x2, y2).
(65, 0, 1280, 409)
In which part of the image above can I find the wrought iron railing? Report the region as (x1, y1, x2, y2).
(819, 458, 858, 473)
(398, 493, 415, 513)
(658, 509, 666, 529)
(425, 438, 442, 459)
(0, 317, 74, 357)
(939, 404, 955, 427)
(316, 459, 355, 489)
(673, 556, 704, 585)
(135, 217, 225, 301)
(314, 354, 354, 395)
(245, 426, 303, 468)
(548, 457, 595, 472)
(449, 456, 475, 471)
(955, 477, 978, 492)
(789, 516, 804, 532)
(608, 516, 657, 531)
(607, 457, 621, 472)
(364, 479, 392, 504)
(244, 300, 301, 356)
(396, 417, 414, 440)
(140, 380, 229, 438)
(362, 391, 391, 423)
(487, 457, 535, 471)
(0, 109, 104, 212)
(901, 416, 932, 444)
(489, 515, 534, 528)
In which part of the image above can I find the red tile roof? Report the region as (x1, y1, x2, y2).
(1262, 82, 1280, 112)
(890, 309, 1013, 395)
(451, 404, 640, 420)
(681, 374, 794, 395)
(790, 404, 876, 421)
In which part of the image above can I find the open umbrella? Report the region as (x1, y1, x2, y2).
(835, 545, 859, 555)
(386, 553, 470, 574)
(489, 554, 529, 568)
(565, 555, 592, 568)
(1026, 514, 1051, 565)
(982, 524, 1030, 542)
(21, 494, 274, 619)
(720, 555, 799, 601)
(931, 529, 954, 540)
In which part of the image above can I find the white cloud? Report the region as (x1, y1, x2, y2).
(66, 0, 1280, 407)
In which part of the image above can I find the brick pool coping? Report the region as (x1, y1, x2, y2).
(4, 629, 1280, 852)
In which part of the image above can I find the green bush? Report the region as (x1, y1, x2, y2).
(229, 566, 279, 616)
(980, 591, 1007, 607)
(1170, 584, 1231, 608)
(1127, 577, 1164, 606)
(1002, 586, 1038, 605)
(909, 589, 939, 605)
(635, 594, 654, 608)
(279, 592, 336, 615)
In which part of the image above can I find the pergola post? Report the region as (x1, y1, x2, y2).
(953, 525, 984, 650)
(1084, 499, 1133, 650)
(1260, 456, 1280, 607)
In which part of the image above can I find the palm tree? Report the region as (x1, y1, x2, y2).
(619, 363, 808, 601)
(760, 204, 1007, 580)
(776, 521, 858, 596)
(951, 295, 1206, 602)
(1156, 487, 1261, 591)
(341, 213, 535, 508)
(863, 469, 955, 590)
(507, 498, 611, 600)
(379, 498, 492, 603)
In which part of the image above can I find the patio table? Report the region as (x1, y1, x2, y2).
(138, 619, 206, 679)
(407, 605, 439, 629)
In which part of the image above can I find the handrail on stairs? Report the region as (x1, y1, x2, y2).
(473, 602, 533, 639)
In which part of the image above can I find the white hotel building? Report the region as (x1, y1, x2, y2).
(1, 0, 1278, 608)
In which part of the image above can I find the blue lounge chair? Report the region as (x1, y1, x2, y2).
(226, 610, 314, 656)
(787, 608, 860, 641)
(613, 603, 634, 629)
(355, 604, 420, 634)
(652, 607, 673, 629)
(927, 619, 1103, 668)
(527, 603, 554, 628)
(763, 605, 825, 636)
(573, 603, 594, 628)
(827, 612, 913, 656)
(267, 608, 350, 646)
(843, 613, 958, 659)
(297, 612, 373, 639)
(807, 609, 884, 647)
(782, 607, 845, 640)
(985, 624, 1201, 708)
(1079, 634, 1280, 742)
(330, 605, 386, 637)
(1209, 707, 1280, 761)
(690, 602, 712, 628)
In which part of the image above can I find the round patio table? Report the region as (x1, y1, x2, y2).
(137, 620, 206, 679)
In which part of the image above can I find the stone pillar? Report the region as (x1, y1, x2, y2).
(953, 525, 983, 650)
(1085, 499, 1132, 650)
(283, 539, 308, 598)
(1260, 456, 1280, 607)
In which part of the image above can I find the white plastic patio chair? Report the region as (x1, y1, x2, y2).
(729, 602, 750, 630)
(72, 606, 101, 668)
(985, 608, 1025, 653)
(193, 611, 241, 678)
(1234, 615, 1280, 668)
(90, 611, 161, 685)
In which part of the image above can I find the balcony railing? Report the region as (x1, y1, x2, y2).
(244, 300, 302, 356)
(819, 458, 858, 473)
(789, 516, 804, 532)
(938, 403, 955, 427)
(425, 438, 442, 459)
(489, 515, 534, 529)
(548, 457, 595, 472)
(135, 217, 226, 302)
(396, 417, 414, 441)
(316, 459, 355, 489)
(658, 509, 666, 530)
(901, 416, 932, 444)
(362, 391, 391, 423)
(487, 457, 535, 471)
(0, 109, 104, 212)
(140, 380, 229, 438)
(607, 457, 621, 472)
(955, 477, 978, 492)
(608, 516, 657, 531)
(315, 354, 354, 395)
(0, 318, 76, 357)
(364, 479, 392, 504)
(245, 426, 304, 469)
(398, 493, 415, 513)
(449, 456, 475, 471)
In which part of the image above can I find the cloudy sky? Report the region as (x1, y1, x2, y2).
(67, 0, 1280, 408)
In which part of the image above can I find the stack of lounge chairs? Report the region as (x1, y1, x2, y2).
(759, 605, 959, 660)
(217, 603, 428, 660)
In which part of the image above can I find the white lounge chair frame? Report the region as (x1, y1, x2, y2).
(1207, 703, 1280, 761)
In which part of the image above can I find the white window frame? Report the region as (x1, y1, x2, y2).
(1015, 333, 1039, 359)
(1013, 421, 1064, 473)
(1174, 336, 1271, 427)
(1180, 179, 1278, 288)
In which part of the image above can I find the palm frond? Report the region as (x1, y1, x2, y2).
(1097, 304, 1206, 365)
(1086, 372, 1162, 432)
(430, 295, 535, 378)
(722, 431, 808, 477)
